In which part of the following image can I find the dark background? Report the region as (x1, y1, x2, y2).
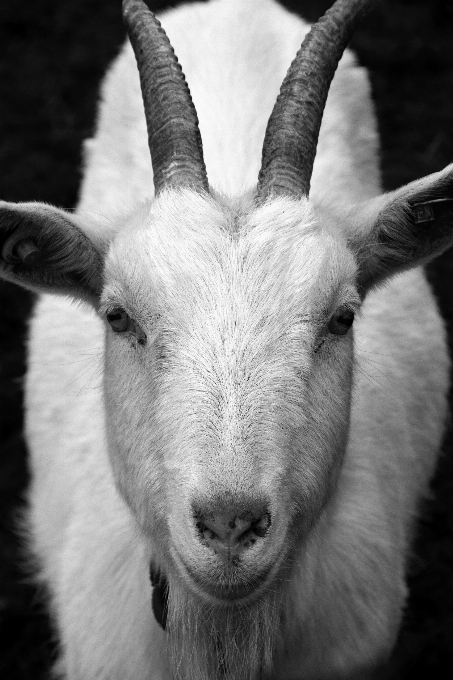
(1, 0, 453, 677)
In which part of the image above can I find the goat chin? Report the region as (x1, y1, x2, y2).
(166, 577, 283, 680)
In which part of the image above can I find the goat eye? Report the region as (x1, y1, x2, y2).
(106, 308, 131, 333)
(328, 308, 354, 336)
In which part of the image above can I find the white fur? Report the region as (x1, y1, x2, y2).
(20, 0, 449, 678)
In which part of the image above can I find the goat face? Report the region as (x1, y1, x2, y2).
(102, 189, 358, 603)
(2, 1, 453, 679)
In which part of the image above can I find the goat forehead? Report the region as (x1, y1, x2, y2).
(105, 193, 356, 322)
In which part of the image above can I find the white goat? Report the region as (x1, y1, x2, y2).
(1, 0, 453, 678)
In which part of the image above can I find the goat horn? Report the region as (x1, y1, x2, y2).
(257, 0, 373, 201)
(122, 0, 209, 195)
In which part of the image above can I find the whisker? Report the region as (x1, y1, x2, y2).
(357, 356, 396, 381)
(355, 365, 397, 401)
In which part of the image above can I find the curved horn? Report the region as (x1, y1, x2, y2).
(257, 0, 373, 201)
(122, 0, 209, 195)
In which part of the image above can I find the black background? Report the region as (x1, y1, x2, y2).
(1, 0, 453, 677)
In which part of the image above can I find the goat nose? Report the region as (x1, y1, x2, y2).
(192, 502, 271, 559)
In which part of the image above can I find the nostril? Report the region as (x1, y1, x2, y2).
(248, 513, 271, 538)
(192, 503, 271, 557)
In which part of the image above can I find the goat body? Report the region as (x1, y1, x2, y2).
(1, 0, 452, 678)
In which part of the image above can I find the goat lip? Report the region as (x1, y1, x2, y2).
(171, 549, 273, 603)
(190, 568, 270, 602)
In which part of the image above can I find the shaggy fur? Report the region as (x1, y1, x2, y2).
(1, 0, 453, 679)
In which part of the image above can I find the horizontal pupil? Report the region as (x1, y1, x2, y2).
(337, 315, 352, 325)
(107, 309, 129, 332)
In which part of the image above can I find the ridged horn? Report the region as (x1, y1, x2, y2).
(257, 0, 373, 201)
(122, 0, 209, 195)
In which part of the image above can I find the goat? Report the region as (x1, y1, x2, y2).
(1, 0, 453, 677)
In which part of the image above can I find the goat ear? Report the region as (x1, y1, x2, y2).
(348, 164, 453, 294)
(0, 202, 103, 304)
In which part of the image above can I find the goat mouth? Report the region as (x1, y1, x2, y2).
(190, 565, 271, 602)
(171, 548, 275, 604)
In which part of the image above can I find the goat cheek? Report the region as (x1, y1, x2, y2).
(103, 345, 165, 534)
(291, 357, 353, 527)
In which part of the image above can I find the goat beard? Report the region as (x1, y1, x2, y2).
(166, 578, 283, 680)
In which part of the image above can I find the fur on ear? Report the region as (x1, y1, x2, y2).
(0, 202, 103, 303)
(346, 164, 453, 293)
